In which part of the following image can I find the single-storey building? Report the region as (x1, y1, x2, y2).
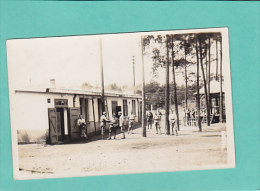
(11, 85, 142, 144)
(195, 80, 226, 123)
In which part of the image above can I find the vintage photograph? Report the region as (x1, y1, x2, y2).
(7, 27, 235, 179)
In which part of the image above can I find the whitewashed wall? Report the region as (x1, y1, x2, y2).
(13, 91, 140, 143)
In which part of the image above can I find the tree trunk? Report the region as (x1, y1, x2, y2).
(208, 37, 211, 116)
(215, 37, 219, 80)
(171, 36, 180, 131)
(195, 39, 202, 131)
(165, 36, 170, 135)
(184, 52, 188, 109)
(219, 35, 223, 123)
(141, 36, 147, 137)
(205, 48, 208, 80)
(199, 38, 210, 126)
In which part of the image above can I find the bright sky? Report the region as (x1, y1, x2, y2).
(6, 28, 229, 91)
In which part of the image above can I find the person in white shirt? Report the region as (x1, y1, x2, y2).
(100, 112, 109, 139)
(154, 112, 161, 134)
(169, 110, 178, 136)
(118, 112, 126, 139)
(128, 112, 135, 134)
(77, 115, 87, 139)
(108, 113, 118, 140)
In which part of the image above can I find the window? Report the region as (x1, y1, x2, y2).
(111, 101, 118, 115)
(54, 99, 68, 108)
(132, 100, 136, 115)
(123, 99, 128, 116)
(80, 98, 89, 121)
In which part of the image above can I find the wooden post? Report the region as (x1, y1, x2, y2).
(141, 36, 146, 137)
(132, 56, 136, 94)
(91, 97, 97, 135)
(99, 38, 105, 113)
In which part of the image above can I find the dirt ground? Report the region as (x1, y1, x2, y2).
(18, 123, 227, 178)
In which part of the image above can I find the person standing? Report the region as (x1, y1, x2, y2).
(108, 113, 118, 140)
(100, 112, 109, 139)
(128, 112, 135, 134)
(190, 108, 195, 126)
(77, 115, 87, 139)
(154, 112, 161, 134)
(169, 110, 178, 136)
(185, 108, 191, 126)
(118, 112, 126, 139)
(147, 111, 153, 130)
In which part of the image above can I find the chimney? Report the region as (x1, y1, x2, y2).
(50, 79, 55, 88)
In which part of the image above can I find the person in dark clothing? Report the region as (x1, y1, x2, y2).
(147, 111, 153, 130)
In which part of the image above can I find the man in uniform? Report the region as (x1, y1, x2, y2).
(100, 112, 109, 139)
(118, 111, 126, 139)
(108, 113, 118, 140)
(128, 112, 135, 134)
(77, 115, 87, 139)
(169, 110, 178, 136)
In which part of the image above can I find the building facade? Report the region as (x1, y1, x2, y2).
(12, 87, 141, 144)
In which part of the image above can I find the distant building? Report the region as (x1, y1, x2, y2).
(195, 80, 226, 122)
(11, 84, 141, 144)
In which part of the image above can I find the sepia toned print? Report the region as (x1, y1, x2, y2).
(7, 27, 235, 179)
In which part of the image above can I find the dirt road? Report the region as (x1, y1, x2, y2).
(18, 123, 227, 178)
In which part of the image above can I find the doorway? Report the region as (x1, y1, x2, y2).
(56, 108, 69, 141)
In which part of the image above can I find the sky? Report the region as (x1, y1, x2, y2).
(6, 28, 229, 92)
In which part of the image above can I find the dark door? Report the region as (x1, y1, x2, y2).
(68, 107, 80, 140)
(111, 101, 118, 116)
(48, 108, 58, 144)
(56, 108, 65, 140)
(116, 106, 121, 118)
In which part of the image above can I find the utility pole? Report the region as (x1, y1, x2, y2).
(132, 56, 136, 94)
(99, 38, 105, 113)
(141, 36, 146, 137)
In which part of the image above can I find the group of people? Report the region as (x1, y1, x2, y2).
(147, 110, 178, 136)
(77, 108, 181, 141)
(100, 111, 136, 140)
(77, 112, 136, 141)
(184, 108, 197, 126)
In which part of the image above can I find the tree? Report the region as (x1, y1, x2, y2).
(106, 83, 122, 92)
(176, 34, 193, 109)
(195, 36, 202, 131)
(219, 34, 224, 123)
(198, 34, 211, 126)
(143, 34, 174, 134)
(169, 35, 180, 131)
(81, 82, 93, 90)
(207, 35, 212, 118)
(215, 34, 219, 80)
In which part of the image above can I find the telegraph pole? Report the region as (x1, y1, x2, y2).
(141, 36, 146, 137)
(99, 38, 105, 113)
(132, 56, 136, 94)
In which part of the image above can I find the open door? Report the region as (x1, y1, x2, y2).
(115, 106, 121, 118)
(68, 107, 81, 140)
(48, 108, 58, 144)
